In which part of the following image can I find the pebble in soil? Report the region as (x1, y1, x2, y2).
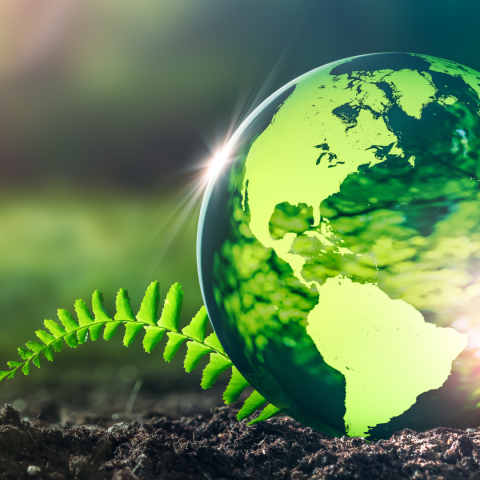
(1, 403, 480, 479)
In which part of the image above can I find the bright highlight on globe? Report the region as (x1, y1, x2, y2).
(198, 53, 480, 440)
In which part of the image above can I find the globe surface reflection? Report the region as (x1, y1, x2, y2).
(198, 53, 480, 440)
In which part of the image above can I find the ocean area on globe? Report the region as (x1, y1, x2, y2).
(197, 52, 480, 440)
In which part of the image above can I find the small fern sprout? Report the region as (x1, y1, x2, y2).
(0, 281, 284, 425)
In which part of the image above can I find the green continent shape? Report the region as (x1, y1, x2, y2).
(382, 70, 437, 119)
(306, 276, 467, 437)
(241, 61, 398, 280)
(414, 54, 480, 113)
(241, 58, 442, 285)
(240, 54, 472, 436)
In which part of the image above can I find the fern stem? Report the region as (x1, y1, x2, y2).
(6, 319, 230, 380)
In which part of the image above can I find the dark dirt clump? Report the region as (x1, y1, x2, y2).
(1, 404, 480, 479)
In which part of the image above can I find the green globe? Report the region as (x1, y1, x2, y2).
(198, 53, 480, 440)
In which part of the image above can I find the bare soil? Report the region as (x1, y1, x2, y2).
(2, 398, 480, 480)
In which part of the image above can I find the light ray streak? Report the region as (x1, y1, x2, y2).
(139, 7, 311, 281)
(140, 175, 208, 281)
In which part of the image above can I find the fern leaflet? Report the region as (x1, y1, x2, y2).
(247, 404, 285, 425)
(223, 366, 250, 404)
(237, 390, 267, 421)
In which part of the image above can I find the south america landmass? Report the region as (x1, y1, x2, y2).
(305, 276, 467, 437)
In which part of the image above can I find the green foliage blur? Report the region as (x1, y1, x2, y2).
(0, 189, 202, 379)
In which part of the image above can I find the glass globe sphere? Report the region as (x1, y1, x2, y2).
(198, 53, 480, 440)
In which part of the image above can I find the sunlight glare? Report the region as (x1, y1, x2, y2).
(208, 149, 228, 179)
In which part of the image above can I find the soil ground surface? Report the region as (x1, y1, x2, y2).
(2, 387, 480, 480)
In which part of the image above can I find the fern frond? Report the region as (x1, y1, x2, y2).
(1, 282, 282, 429)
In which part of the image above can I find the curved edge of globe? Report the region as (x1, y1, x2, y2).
(196, 52, 364, 309)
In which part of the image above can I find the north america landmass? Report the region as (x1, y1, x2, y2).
(241, 53, 477, 437)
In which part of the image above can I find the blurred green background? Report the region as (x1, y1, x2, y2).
(1, 0, 480, 414)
